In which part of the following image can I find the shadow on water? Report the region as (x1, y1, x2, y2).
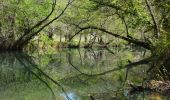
(0, 48, 169, 100)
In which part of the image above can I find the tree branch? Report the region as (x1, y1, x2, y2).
(18, 0, 57, 41)
(26, 0, 73, 41)
(13, 0, 74, 49)
(145, 0, 160, 38)
(69, 25, 152, 50)
(116, 12, 130, 37)
(29, 0, 57, 32)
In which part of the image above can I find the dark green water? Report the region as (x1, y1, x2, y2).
(0, 48, 168, 100)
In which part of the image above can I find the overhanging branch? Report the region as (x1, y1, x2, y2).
(29, 0, 57, 31)
(70, 25, 152, 50)
(19, 0, 57, 41)
(13, 0, 74, 49)
(26, 0, 74, 41)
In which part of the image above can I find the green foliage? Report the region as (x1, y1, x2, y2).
(1, 0, 52, 36)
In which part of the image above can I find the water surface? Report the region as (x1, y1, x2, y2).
(0, 48, 168, 100)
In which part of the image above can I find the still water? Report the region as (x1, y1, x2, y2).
(0, 48, 168, 100)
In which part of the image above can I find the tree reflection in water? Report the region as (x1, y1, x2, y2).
(0, 48, 169, 100)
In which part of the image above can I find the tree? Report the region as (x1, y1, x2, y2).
(0, 0, 73, 50)
(61, 0, 153, 49)
(60, 0, 170, 68)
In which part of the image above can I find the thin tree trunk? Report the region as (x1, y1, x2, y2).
(60, 32, 62, 43)
(78, 34, 82, 47)
(11, 0, 73, 50)
(145, 0, 160, 38)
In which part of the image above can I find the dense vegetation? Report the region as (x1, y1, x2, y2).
(1, 0, 170, 98)
(1, 0, 170, 66)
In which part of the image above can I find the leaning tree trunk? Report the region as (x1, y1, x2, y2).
(0, 0, 73, 51)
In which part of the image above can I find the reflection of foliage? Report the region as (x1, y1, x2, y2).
(0, 48, 163, 99)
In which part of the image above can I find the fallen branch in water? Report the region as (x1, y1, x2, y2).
(128, 80, 170, 95)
